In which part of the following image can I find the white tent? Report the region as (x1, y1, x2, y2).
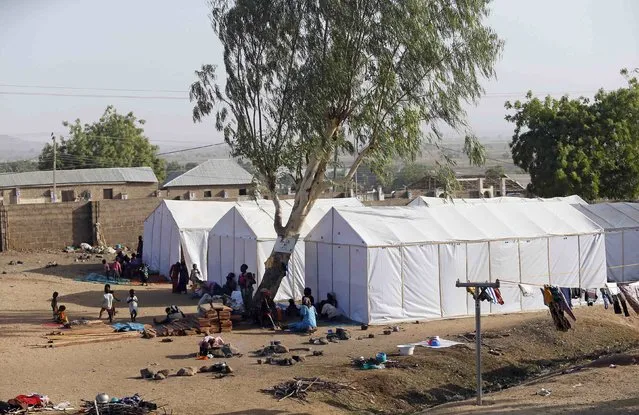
(409, 195, 588, 207)
(142, 200, 238, 279)
(305, 204, 606, 324)
(207, 198, 363, 301)
(572, 203, 639, 282)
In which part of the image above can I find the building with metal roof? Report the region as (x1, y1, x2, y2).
(161, 159, 253, 200)
(0, 167, 158, 204)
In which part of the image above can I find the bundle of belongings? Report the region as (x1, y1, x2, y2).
(0, 393, 73, 413)
(197, 335, 241, 358)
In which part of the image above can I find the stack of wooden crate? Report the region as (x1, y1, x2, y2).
(196, 304, 233, 333)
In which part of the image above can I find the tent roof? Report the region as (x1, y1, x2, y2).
(409, 195, 588, 207)
(161, 200, 237, 230)
(213, 198, 364, 240)
(573, 202, 639, 230)
(306, 203, 603, 246)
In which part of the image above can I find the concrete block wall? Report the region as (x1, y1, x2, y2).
(95, 198, 161, 249)
(1, 198, 161, 251)
(4, 202, 92, 250)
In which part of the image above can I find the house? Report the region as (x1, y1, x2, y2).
(0, 167, 159, 204)
(409, 173, 527, 199)
(161, 159, 253, 200)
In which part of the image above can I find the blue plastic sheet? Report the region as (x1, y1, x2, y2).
(112, 322, 145, 332)
(75, 273, 130, 285)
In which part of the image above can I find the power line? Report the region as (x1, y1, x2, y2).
(0, 83, 185, 94)
(157, 143, 227, 156)
(0, 91, 187, 100)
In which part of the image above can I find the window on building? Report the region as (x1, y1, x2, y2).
(103, 188, 114, 199)
(239, 188, 247, 196)
(204, 190, 212, 198)
(61, 190, 75, 202)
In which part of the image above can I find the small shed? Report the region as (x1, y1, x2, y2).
(572, 202, 639, 282)
(207, 198, 363, 301)
(305, 204, 605, 324)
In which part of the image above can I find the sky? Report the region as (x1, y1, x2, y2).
(0, 0, 637, 148)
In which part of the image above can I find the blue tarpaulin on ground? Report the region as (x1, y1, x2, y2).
(112, 322, 145, 332)
(75, 273, 130, 285)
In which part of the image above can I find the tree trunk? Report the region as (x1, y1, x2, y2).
(253, 148, 331, 306)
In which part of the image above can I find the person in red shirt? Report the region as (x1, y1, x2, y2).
(112, 258, 122, 281)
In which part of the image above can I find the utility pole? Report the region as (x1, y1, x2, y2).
(455, 279, 500, 406)
(51, 133, 57, 203)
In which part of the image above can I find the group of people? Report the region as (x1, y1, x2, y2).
(169, 261, 199, 294)
(102, 252, 148, 284)
(50, 291, 69, 327)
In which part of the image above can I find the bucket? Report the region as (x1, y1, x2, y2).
(376, 352, 387, 363)
(397, 345, 415, 356)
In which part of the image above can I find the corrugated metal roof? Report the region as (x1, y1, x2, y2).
(0, 167, 158, 188)
(162, 159, 253, 188)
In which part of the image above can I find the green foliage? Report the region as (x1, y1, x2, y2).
(484, 165, 505, 180)
(506, 70, 639, 200)
(0, 160, 39, 173)
(38, 106, 166, 181)
(392, 163, 432, 189)
(190, 0, 502, 199)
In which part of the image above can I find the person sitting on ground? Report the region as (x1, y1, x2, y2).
(153, 305, 186, 325)
(111, 258, 122, 281)
(127, 289, 139, 322)
(286, 298, 299, 318)
(99, 284, 120, 323)
(50, 291, 59, 321)
(285, 297, 317, 333)
(55, 305, 70, 328)
(302, 287, 315, 308)
(319, 292, 341, 320)
(223, 272, 238, 296)
(102, 259, 111, 279)
(197, 292, 215, 316)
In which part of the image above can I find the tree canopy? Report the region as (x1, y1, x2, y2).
(190, 0, 502, 296)
(506, 70, 639, 200)
(39, 106, 166, 181)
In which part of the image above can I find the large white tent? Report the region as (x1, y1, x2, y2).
(409, 195, 588, 207)
(305, 204, 606, 324)
(572, 203, 639, 282)
(207, 198, 363, 301)
(143, 199, 302, 279)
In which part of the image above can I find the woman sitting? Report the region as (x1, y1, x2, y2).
(286, 297, 317, 333)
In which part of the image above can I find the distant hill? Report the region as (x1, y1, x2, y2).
(0, 135, 43, 161)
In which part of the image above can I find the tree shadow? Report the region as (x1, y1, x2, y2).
(215, 411, 312, 415)
(27, 261, 104, 279)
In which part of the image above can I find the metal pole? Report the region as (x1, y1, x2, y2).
(51, 133, 57, 203)
(475, 292, 482, 406)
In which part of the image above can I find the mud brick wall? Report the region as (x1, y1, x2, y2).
(4, 202, 92, 250)
(94, 198, 161, 249)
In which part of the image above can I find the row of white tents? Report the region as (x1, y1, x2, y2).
(142, 196, 639, 324)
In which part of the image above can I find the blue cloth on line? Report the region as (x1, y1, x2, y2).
(112, 322, 145, 332)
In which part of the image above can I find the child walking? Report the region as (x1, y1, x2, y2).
(99, 284, 120, 323)
(127, 289, 139, 322)
(50, 291, 59, 320)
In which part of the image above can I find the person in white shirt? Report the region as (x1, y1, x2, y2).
(127, 289, 139, 322)
(98, 284, 120, 323)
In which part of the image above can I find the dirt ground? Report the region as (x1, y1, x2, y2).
(2, 251, 639, 415)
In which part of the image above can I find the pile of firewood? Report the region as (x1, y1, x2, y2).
(262, 377, 356, 402)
